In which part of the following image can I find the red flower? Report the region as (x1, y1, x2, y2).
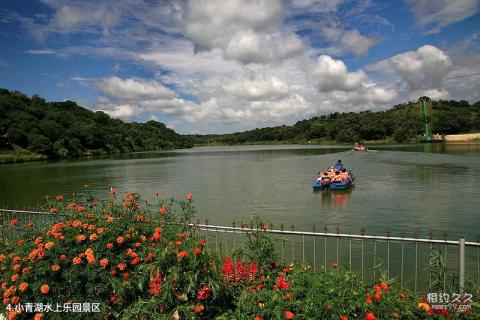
(116, 236, 124, 244)
(174, 241, 182, 246)
(131, 257, 140, 265)
(284, 310, 294, 319)
(283, 293, 293, 300)
(50, 207, 57, 213)
(198, 239, 207, 245)
(193, 248, 202, 255)
(260, 225, 268, 231)
(341, 316, 349, 320)
(193, 305, 204, 314)
(40, 284, 49, 294)
(185, 193, 193, 200)
(374, 285, 381, 292)
(332, 262, 338, 269)
(374, 293, 382, 302)
(177, 233, 187, 238)
(177, 251, 188, 258)
(106, 243, 114, 249)
(55, 195, 64, 201)
(275, 274, 291, 291)
(159, 206, 167, 215)
(149, 273, 162, 296)
(197, 285, 211, 300)
(255, 317, 264, 320)
(222, 256, 235, 282)
(10, 219, 18, 226)
(365, 312, 376, 320)
(380, 282, 389, 291)
(399, 293, 406, 299)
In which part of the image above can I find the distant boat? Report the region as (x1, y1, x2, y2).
(353, 143, 368, 151)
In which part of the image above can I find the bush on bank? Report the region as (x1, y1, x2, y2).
(0, 190, 479, 319)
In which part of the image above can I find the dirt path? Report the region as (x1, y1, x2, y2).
(445, 133, 480, 141)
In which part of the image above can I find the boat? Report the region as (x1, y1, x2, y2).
(353, 143, 368, 151)
(312, 172, 355, 191)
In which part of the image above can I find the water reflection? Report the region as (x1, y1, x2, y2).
(318, 189, 353, 207)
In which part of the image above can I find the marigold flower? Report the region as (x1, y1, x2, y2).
(341, 316, 349, 320)
(89, 233, 98, 241)
(10, 219, 18, 226)
(374, 285, 381, 292)
(11, 274, 19, 282)
(76, 235, 86, 242)
(365, 312, 376, 320)
(35, 237, 43, 245)
(116, 236, 124, 244)
(75, 205, 86, 212)
(159, 206, 167, 215)
(380, 282, 389, 291)
(193, 248, 202, 255)
(87, 256, 95, 265)
(50, 207, 57, 213)
(27, 221, 35, 227)
(100, 259, 109, 268)
(40, 284, 49, 294)
(374, 293, 382, 301)
(19, 283, 28, 292)
(185, 193, 193, 200)
(284, 310, 294, 319)
(283, 293, 293, 300)
(85, 248, 94, 256)
(12, 264, 21, 271)
(260, 225, 268, 231)
(131, 257, 140, 265)
(55, 195, 64, 201)
(255, 318, 264, 320)
(34, 314, 44, 320)
(11, 296, 19, 304)
(193, 305, 204, 314)
(122, 272, 129, 279)
(51, 265, 60, 271)
(418, 302, 431, 312)
(198, 239, 207, 245)
(135, 242, 141, 248)
(177, 233, 187, 238)
(0, 254, 5, 262)
(117, 263, 126, 271)
(146, 252, 155, 261)
(22, 268, 29, 275)
(399, 293, 406, 299)
(44, 242, 54, 249)
(106, 243, 114, 249)
(72, 257, 82, 265)
(16, 240, 25, 246)
(96, 228, 105, 235)
(177, 251, 188, 258)
(174, 241, 182, 246)
(59, 254, 67, 261)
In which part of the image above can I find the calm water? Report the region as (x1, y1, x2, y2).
(1, 144, 479, 240)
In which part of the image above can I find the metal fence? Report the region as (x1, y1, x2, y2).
(1, 209, 479, 294)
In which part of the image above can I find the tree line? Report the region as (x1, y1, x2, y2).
(0, 88, 193, 158)
(189, 99, 480, 145)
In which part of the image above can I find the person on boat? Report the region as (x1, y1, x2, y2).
(333, 171, 343, 183)
(316, 171, 323, 183)
(334, 160, 344, 171)
(340, 168, 351, 181)
(320, 172, 332, 185)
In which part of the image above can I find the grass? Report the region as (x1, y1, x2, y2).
(0, 145, 47, 164)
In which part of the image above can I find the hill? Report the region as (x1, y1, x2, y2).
(188, 99, 480, 145)
(0, 88, 193, 163)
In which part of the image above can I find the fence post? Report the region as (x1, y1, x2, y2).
(459, 237, 465, 293)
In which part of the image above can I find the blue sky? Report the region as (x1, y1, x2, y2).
(0, 0, 479, 134)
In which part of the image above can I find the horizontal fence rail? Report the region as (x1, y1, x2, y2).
(1, 209, 479, 294)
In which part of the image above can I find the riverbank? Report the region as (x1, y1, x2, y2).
(0, 146, 47, 164)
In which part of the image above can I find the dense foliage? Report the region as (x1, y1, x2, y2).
(1, 191, 479, 319)
(189, 100, 480, 145)
(0, 88, 193, 158)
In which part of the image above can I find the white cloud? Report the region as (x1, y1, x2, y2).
(314, 55, 365, 92)
(340, 29, 377, 57)
(389, 45, 452, 96)
(95, 77, 176, 101)
(223, 77, 290, 100)
(407, 0, 479, 34)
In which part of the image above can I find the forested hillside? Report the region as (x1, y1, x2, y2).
(189, 99, 480, 145)
(0, 88, 193, 159)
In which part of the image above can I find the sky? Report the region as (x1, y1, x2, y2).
(0, 0, 479, 134)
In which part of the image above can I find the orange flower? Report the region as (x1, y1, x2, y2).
(106, 243, 114, 249)
(284, 311, 294, 319)
(35, 237, 43, 245)
(89, 233, 98, 241)
(193, 305, 204, 314)
(177, 251, 188, 258)
(55, 195, 64, 201)
(44, 242, 54, 249)
(19, 283, 28, 292)
(59, 254, 67, 261)
(159, 206, 167, 215)
(72, 257, 82, 265)
(11, 296, 20, 304)
(96, 227, 105, 235)
(193, 248, 202, 255)
(40, 284, 49, 294)
(85, 248, 94, 256)
(34, 313, 44, 320)
(185, 193, 193, 200)
(50, 207, 57, 213)
(0, 254, 5, 262)
(140, 235, 147, 242)
(16, 240, 25, 246)
(100, 259, 109, 268)
(51, 265, 60, 271)
(117, 263, 126, 271)
(365, 312, 376, 320)
(10, 219, 18, 226)
(76, 235, 86, 242)
(22, 268, 29, 275)
(135, 242, 141, 248)
(12, 264, 21, 271)
(198, 239, 207, 246)
(11, 274, 19, 282)
(131, 257, 140, 265)
(116, 236, 124, 244)
(87, 255, 96, 265)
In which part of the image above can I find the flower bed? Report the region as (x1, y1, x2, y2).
(0, 190, 479, 319)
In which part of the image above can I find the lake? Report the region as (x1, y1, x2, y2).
(1, 144, 479, 241)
